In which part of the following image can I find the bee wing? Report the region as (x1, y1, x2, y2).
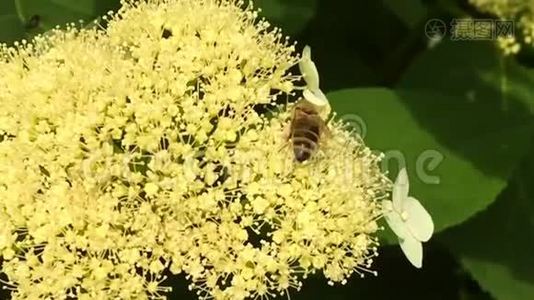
(282, 122, 291, 141)
(320, 119, 332, 152)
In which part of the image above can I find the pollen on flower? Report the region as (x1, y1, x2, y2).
(0, 0, 390, 299)
(469, 0, 532, 54)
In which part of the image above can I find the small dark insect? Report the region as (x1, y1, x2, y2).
(287, 100, 327, 162)
(161, 28, 173, 39)
(26, 15, 41, 29)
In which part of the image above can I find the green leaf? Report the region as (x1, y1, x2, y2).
(0, 1, 24, 43)
(439, 153, 534, 300)
(0, 1, 17, 12)
(14, 0, 121, 34)
(328, 88, 533, 236)
(0, 14, 25, 43)
(254, 0, 318, 35)
(398, 40, 534, 113)
(16, 0, 91, 31)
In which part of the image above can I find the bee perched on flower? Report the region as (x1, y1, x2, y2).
(0, 0, 391, 299)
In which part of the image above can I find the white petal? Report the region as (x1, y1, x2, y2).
(314, 88, 330, 106)
(302, 45, 312, 60)
(303, 88, 329, 107)
(392, 167, 409, 211)
(405, 196, 434, 242)
(299, 46, 320, 91)
(383, 201, 410, 240)
(399, 235, 423, 268)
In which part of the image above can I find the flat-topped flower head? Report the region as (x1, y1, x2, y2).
(0, 0, 390, 299)
(383, 168, 434, 268)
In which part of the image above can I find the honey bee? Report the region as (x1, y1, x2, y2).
(287, 100, 327, 162)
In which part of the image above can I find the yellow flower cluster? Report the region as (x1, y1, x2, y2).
(469, 0, 532, 54)
(0, 0, 390, 299)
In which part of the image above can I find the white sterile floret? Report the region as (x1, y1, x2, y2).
(298, 46, 331, 117)
(299, 46, 320, 91)
(383, 168, 434, 268)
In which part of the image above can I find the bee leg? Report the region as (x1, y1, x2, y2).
(282, 124, 291, 141)
(278, 124, 291, 152)
(322, 121, 331, 139)
(277, 141, 291, 155)
(314, 115, 330, 149)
